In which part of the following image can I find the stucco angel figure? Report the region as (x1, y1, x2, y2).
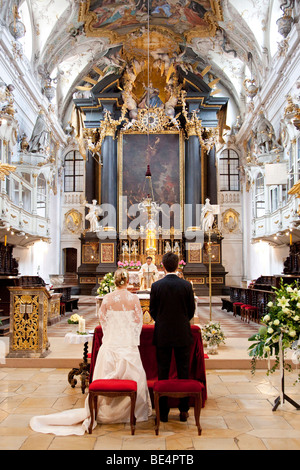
(201, 198, 215, 232)
(28, 110, 50, 154)
(255, 112, 276, 154)
(85, 200, 102, 232)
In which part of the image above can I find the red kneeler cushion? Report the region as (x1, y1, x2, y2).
(89, 379, 137, 392)
(153, 379, 204, 393)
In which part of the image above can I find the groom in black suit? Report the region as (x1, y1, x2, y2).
(150, 252, 195, 422)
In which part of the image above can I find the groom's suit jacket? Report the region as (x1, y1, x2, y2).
(149, 274, 195, 347)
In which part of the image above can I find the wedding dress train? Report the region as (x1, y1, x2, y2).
(30, 290, 152, 435)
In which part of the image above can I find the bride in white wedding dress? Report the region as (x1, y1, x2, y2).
(30, 269, 152, 436)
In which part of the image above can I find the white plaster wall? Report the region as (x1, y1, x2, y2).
(13, 191, 61, 284)
(222, 238, 243, 286)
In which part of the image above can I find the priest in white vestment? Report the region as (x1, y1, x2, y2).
(138, 256, 159, 290)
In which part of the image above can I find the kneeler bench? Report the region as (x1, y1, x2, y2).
(88, 379, 137, 435)
(153, 379, 204, 436)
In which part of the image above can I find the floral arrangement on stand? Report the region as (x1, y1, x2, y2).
(97, 272, 115, 296)
(248, 280, 300, 382)
(202, 321, 226, 354)
(117, 261, 141, 270)
(178, 259, 186, 268)
(67, 314, 86, 334)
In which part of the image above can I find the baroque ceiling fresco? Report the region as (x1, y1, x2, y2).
(4, 0, 291, 126)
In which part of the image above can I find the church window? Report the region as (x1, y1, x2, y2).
(37, 174, 46, 217)
(270, 186, 278, 212)
(64, 151, 84, 192)
(254, 173, 265, 218)
(219, 149, 240, 191)
(288, 144, 295, 190)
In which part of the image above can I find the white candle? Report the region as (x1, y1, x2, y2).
(78, 317, 85, 334)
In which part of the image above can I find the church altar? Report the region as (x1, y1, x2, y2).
(96, 291, 154, 325)
(74, 33, 228, 296)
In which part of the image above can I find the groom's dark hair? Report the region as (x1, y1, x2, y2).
(162, 252, 178, 273)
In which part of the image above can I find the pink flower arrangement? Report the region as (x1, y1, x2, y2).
(117, 260, 142, 269)
(179, 259, 186, 266)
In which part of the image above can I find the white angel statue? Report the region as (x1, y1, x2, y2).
(201, 198, 215, 232)
(85, 200, 102, 232)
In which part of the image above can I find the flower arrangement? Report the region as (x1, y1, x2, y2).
(117, 261, 141, 270)
(97, 272, 115, 296)
(178, 259, 186, 268)
(248, 279, 300, 378)
(68, 313, 81, 325)
(202, 321, 226, 352)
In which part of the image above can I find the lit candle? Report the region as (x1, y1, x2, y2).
(4, 235, 7, 246)
(290, 232, 292, 245)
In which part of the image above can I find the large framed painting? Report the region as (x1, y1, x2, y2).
(118, 132, 184, 233)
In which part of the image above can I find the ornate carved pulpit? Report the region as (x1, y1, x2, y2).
(7, 286, 51, 358)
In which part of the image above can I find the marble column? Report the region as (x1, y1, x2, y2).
(101, 135, 117, 230)
(185, 135, 201, 230)
(206, 145, 217, 205)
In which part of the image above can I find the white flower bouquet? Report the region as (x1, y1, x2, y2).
(202, 321, 226, 347)
(248, 279, 300, 379)
(68, 313, 81, 325)
(97, 272, 115, 296)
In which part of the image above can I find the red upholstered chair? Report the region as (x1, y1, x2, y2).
(233, 302, 244, 317)
(153, 379, 203, 436)
(242, 305, 259, 323)
(240, 304, 251, 321)
(88, 379, 137, 435)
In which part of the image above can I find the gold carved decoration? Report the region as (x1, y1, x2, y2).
(222, 208, 240, 233)
(122, 107, 180, 134)
(12, 294, 39, 351)
(83, 109, 126, 157)
(187, 243, 202, 263)
(181, 90, 219, 150)
(65, 209, 83, 234)
(0, 162, 16, 180)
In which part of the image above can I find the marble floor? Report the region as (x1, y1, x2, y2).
(0, 296, 299, 450)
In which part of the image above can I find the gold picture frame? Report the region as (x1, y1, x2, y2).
(187, 243, 202, 263)
(82, 243, 100, 264)
(118, 130, 184, 234)
(100, 243, 115, 264)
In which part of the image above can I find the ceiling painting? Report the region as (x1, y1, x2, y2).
(79, 0, 223, 40)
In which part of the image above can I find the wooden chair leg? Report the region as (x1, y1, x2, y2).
(88, 392, 94, 434)
(154, 392, 160, 436)
(94, 395, 98, 422)
(130, 392, 137, 435)
(194, 394, 202, 436)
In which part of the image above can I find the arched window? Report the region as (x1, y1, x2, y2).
(37, 174, 46, 217)
(64, 150, 84, 192)
(219, 149, 240, 191)
(255, 173, 265, 218)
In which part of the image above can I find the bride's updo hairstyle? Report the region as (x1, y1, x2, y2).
(114, 268, 129, 287)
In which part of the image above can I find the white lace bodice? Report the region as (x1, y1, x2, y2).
(99, 289, 143, 347)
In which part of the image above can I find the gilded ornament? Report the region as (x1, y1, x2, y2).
(0, 163, 16, 180)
